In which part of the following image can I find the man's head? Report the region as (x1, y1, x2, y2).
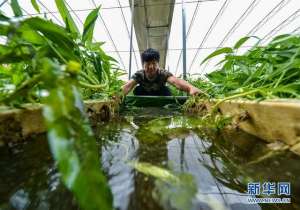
(141, 48, 160, 81)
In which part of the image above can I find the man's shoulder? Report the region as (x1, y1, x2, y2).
(159, 69, 173, 77)
(132, 69, 144, 82)
(159, 69, 171, 73)
(134, 69, 144, 75)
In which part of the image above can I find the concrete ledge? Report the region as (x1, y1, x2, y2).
(188, 99, 300, 156)
(0, 100, 118, 145)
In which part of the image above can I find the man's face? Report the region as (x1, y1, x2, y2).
(143, 60, 159, 80)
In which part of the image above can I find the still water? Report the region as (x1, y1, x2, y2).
(1, 107, 299, 210)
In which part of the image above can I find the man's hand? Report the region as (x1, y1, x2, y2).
(167, 76, 205, 96)
(112, 92, 124, 104)
(122, 79, 137, 96)
(189, 86, 201, 96)
(189, 87, 210, 97)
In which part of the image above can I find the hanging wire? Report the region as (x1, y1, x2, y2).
(0, 0, 8, 8)
(37, 0, 64, 25)
(17, 0, 219, 17)
(218, 0, 260, 48)
(261, 9, 300, 44)
(104, 45, 253, 53)
(201, 0, 260, 76)
(116, 0, 139, 71)
(247, 0, 291, 36)
(90, 0, 126, 70)
(19, 3, 61, 35)
(187, 0, 231, 74)
(20, 7, 31, 16)
(3, 0, 297, 76)
(64, 0, 99, 43)
(291, 26, 300, 34)
(64, 0, 84, 25)
(201, 7, 300, 77)
(174, 0, 201, 76)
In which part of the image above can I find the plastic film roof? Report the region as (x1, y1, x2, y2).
(1, 0, 299, 78)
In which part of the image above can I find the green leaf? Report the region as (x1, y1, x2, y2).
(31, 0, 40, 13)
(130, 161, 198, 210)
(91, 54, 103, 82)
(82, 7, 100, 44)
(23, 18, 72, 41)
(0, 23, 10, 36)
(10, 0, 23, 17)
(55, 0, 79, 35)
(234, 37, 251, 49)
(0, 11, 10, 21)
(201, 47, 233, 65)
(233, 36, 260, 49)
(129, 161, 179, 182)
(23, 17, 79, 61)
(41, 59, 113, 210)
(87, 42, 106, 51)
(269, 34, 297, 46)
(270, 34, 291, 43)
(0, 44, 34, 63)
(18, 23, 44, 45)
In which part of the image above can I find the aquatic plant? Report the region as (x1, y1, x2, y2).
(181, 34, 300, 127)
(0, 1, 124, 105)
(130, 161, 229, 210)
(0, 0, 120, 209)
(194, 34, 300, 100)
(129, 161, 197, 210)
(42, 60, 113, 210)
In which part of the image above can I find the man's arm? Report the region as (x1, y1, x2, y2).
(167, 76, 201, 96)
(122, 79, 137, 96)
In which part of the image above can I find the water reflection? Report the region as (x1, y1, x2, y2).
(0, 135, 79, 210)
(98, 109, 300, 210)
(1, 108, 300, 210)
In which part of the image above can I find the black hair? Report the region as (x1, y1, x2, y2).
(141, 48, 160, 63)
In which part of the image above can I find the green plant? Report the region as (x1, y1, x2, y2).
(42, 59, 113, 210)
(191, 34, 300, 100)
(129, 161, 197, 210)
(0, 0, 124, 209)
(0, 1, 124, 104)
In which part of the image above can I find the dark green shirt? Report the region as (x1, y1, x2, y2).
(132, 69, 173, 92)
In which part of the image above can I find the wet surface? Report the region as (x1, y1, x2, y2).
(1, 107, 300, 210)
(0, 135, 79, 210)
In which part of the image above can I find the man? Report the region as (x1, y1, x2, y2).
(122, 48, 201, 96)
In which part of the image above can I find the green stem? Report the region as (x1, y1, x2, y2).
(1, 74, 43, 104)
(79, 71, 98, 85)
(44, 37, 68, 64)
(274, 51, 299, 88)
(212, 88, 263, 112)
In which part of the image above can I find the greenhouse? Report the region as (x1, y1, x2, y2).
(0, 0, 300, 210)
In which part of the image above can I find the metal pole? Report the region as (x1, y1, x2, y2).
(182, 0, 187, 80)
(129, 0, 135, 80)
(180, 138, 185, 171)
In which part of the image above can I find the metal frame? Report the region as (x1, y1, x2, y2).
(188, 0, 231, 74)
(174, 0, 201, 76)
(1, 0, 298, 78)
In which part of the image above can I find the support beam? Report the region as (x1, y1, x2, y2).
(130, 0, 175, 69)
(182, 0, 187, 80)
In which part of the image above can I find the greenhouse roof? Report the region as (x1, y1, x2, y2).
(1, 0, 299, 78)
